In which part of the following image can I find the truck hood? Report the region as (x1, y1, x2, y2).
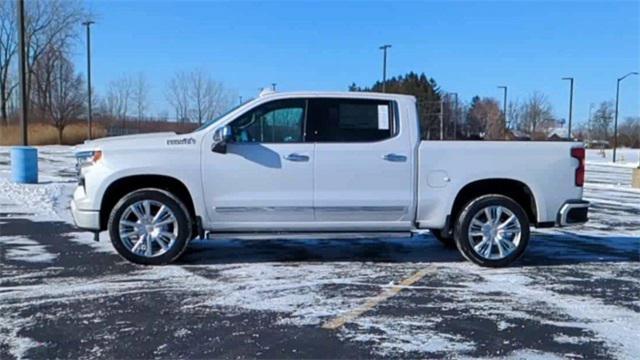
(83, 132, 177, 147)
(74, 132, 199, 153)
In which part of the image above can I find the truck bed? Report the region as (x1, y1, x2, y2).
(416, 141, 583, 229)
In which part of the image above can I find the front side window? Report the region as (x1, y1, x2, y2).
(229, 99, 305, 143)
(307, 98, 395, 142)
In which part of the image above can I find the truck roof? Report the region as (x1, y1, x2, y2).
(259, 90, 417, 102)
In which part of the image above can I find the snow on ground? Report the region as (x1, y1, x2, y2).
(586, 147, 640, 167)
(0, 146, 639, 359)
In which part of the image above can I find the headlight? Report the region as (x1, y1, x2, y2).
(75, 150, 102, 169)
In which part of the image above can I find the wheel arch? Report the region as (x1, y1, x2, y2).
(99, 174, 197, 230)
(450, 178, 539, 225)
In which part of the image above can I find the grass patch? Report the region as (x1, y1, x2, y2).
(0, 122, 107, 146)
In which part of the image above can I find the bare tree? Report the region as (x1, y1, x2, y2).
(0, 0, 85, 126)
(0, 0, 17, 125)
(467, 96, 503, 140)
(588, 101, 614, 142)
(106, 75, 134, 128)
(188, 69, 230, 125)
(506, 100, 521, 130)
(519, 92, 555, 138)
(156, 110, 169, 122)
(166, 71, 190, 122)
(166, 69, 233, 124)
(484, 101, 505, 140)
(31, 47, 57, 122)
(618, 116, 640, 148)
(31, 48, 84, 143)
(24, 0, 85, 108)
(132, 72, 149, 123)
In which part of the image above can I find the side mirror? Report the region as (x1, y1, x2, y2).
(212, 125, 232, 154)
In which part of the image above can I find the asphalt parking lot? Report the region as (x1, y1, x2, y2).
(1, 147, 639, 359)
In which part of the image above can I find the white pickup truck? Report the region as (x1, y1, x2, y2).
(71, 91, 589, 267)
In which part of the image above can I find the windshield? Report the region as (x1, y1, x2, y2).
(195, 102, 247, 131)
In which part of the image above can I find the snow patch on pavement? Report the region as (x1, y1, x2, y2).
(499, 350, 566, 360)
(192, 262, 401, 326)
(460, 270, 640, 359)
(348, 315, 475, 355)
(0, 313, 41, 360)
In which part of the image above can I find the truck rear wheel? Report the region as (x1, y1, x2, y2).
(453, 194, 529, 267)
(108, 188, 193, 265)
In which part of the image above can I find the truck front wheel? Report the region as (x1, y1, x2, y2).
(108, 188, 193, 265)
(453, 195, 530, 267)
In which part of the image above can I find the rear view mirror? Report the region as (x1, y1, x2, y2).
(212, 125, 232, 154)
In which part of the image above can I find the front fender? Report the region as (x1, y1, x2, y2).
(82, 150, 205, 218)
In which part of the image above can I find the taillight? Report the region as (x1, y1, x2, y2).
(571, 147, 585, 187)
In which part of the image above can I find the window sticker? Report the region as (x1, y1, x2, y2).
(377, 104, 389, 130)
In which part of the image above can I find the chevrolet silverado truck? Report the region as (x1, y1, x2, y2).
(71, 91, 589, 267)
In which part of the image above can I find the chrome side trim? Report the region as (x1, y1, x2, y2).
(214, 206, 406, 213)
(318, 206, 407, 213)
(214, 206, 312, 213)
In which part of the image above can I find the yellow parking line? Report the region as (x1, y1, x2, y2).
(322, 268, 433, 330)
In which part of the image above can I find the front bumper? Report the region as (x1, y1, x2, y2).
(557, 200, 589, 226)
(70, 198, 100, 231)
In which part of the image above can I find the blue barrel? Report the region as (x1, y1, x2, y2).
(11, 146, 38, 184)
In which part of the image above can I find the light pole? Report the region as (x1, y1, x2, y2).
(498, 86, 507, 131)
(450, 92, 458, 140)
(379, 44, 391, 92)
(562, 77, 574, 139)
(82, 20, 95, 140)
(439, 99, 444, 140)
(17, 0, 28, 145)
(613, 71, 638, 162)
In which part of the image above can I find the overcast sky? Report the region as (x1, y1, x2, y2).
(73, 0, 640, 123)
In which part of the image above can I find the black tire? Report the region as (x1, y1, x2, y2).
(108, 188, 193, 265)
(429, 229, 456, 248)
(453, 194, 530, 268)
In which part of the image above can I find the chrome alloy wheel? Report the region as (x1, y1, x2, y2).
(467, 205, 522, 260)
(118, 200, 178, 258)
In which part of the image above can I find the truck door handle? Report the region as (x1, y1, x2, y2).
(383, 153, 407, 162)
(284, 153, 310, 162)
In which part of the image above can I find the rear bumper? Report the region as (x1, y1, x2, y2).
(70, 199, 101, 231)
(557, 200, 589, 226)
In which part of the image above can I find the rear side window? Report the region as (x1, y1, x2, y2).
(306, 98, 395, 142)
